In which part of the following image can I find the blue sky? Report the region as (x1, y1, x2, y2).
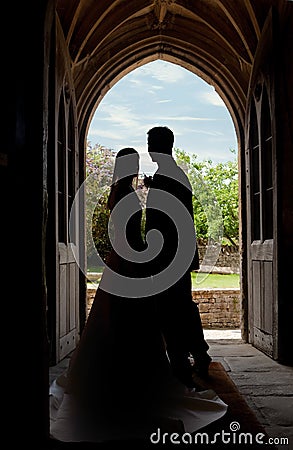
(87, 60, 237, 175)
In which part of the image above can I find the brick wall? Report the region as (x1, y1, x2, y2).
(87, 287, 241, 329)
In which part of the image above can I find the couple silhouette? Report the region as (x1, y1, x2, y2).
(50, 126, 227, 443)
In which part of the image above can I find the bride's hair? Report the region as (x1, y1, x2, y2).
(107, 147, 139, 210)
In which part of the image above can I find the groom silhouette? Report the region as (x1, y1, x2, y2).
(144, 126, 211, 387)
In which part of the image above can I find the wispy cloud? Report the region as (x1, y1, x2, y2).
(147, 87, 164, 95)
(201, 90, 226, 107)
(92, 103, 140, 129)
(190, 129, 225, 136)
(149, 85, 163, 90)
(88, 129, 122, 140)
(87, 60, 237, 168)
(134, 60, 186, 83)
(156, 116, 217, 122)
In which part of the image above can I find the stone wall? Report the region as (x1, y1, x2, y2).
(87, 287, 97, 317)
(87, 287, 241, 329)
(192, 288, 240, 329)
(198, 245, 240, 273)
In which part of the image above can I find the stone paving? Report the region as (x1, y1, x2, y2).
(49, 330, 293, 449)
(204, 330, 293, 450)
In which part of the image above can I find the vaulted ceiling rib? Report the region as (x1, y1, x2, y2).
(56, 0, 273, 137)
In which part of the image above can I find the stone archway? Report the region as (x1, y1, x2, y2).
(53, 0, 293, 363)
(84, 58, 242, 328)
(54, 0, 260, 351)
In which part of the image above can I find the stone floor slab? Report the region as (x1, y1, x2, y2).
(207, 341, 263, 357)
(224, 355, 293, 373)
(232, 383, 293, 397)
(251, 396, 293, 427)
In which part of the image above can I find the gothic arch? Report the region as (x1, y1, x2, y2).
(51, 0, 293, 364)
(78, 48, 244, 152)
(55, 0, 261, 145)
(52, 0, 279, 349)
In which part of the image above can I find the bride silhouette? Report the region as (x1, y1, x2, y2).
(50, 147, 227, 443)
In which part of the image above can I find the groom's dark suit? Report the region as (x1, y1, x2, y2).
(145, 157, 210, 386)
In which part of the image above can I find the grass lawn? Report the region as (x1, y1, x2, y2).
(192, 272, 240, 289)
(87, 269, 240, 290)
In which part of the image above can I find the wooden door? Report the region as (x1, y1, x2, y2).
(245, 9, 278, 359)
(55, 85, 80, 362)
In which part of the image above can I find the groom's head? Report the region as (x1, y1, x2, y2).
(147, 126, 174, 159)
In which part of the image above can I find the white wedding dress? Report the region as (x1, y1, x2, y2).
(50, 274, 227, 444)
(50, 368, 227, 443)
(50, 185, 227, 443)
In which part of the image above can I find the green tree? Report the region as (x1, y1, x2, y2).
(86, 142, 115, 264)
(175, 148, 239, 246)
